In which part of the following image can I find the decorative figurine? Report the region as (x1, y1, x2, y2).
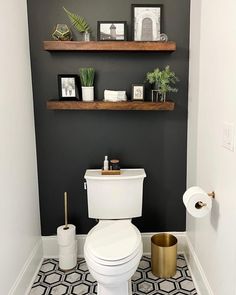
(52, 24, 72, 41)
(160, 33, 168, 42)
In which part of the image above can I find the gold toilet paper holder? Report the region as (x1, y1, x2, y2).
(195, 191, 215, 209)
(207, 191, 215, 198)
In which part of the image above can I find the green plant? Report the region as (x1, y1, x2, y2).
(146, 66, 179, 95)
(63, 7, 90, 33)
(79, 68, 95, 87)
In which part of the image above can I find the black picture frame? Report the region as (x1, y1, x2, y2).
(97, 21, 128, 41)
(58, 74, 79, 100)
(132, 84, 145, 101)
(131, 4, 163, 41)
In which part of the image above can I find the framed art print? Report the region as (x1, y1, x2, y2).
(58, 75, 79, 100)
(132, 4, 163, 41)
(132, 84, 145, 101)
(97, 21, 128, 41)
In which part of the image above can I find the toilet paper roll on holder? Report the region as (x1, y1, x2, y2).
(195, 191, 215, 209)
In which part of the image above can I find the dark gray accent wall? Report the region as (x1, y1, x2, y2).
(27, 0, 190, 235)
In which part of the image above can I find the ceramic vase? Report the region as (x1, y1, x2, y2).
(82, 86, 94, 101)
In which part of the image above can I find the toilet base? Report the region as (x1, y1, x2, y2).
(97, 279, 132, 295)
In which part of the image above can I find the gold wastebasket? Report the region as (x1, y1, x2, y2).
(151, 233, 177, 278)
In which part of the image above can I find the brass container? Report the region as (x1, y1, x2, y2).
(151, 233, 177, 278)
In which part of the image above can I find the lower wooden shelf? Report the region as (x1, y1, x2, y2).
(46, 100, 175, 111)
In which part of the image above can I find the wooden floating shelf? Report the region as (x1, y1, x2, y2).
(46, 100, 175, 111)
(43, 41, 176, 52)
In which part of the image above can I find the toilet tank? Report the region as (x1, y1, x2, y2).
(84, 169, 146, 219)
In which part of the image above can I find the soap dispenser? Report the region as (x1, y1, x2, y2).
(103, 156, 109, 170)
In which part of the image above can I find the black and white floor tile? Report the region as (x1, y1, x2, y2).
(30, 254, 197, 295)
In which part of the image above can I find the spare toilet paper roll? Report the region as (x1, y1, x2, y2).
(183, 186, 212, 218)
(59, 252, 77, 271)
(59, 241, 77, 255)
(57, 224, 76, 246)
(57, 224, 77, 270)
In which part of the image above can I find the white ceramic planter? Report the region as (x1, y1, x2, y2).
(82, 86, 94, 102)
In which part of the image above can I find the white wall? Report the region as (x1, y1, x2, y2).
(0, 0, 42, 294)
(188, 0, 236, 294)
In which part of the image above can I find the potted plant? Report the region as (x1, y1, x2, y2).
(146, 66, 179, 101)
(63, 7, 91, 41)
(79, 68, 95, 101)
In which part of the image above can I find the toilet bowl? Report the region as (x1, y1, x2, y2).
(84, 219, 143, 295)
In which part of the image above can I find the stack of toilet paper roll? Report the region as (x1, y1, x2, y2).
(183, 186, 212, 218)
(57, 224, 77, 270)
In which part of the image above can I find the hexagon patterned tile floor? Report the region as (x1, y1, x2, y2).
(30, 255, 197, 295)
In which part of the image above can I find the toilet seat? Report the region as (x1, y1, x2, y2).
(85, 241, 141, 267)
(84, 242, 143, 277)
(85, 220, 141, 266)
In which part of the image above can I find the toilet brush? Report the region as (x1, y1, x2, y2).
(57, 192, 77, 271)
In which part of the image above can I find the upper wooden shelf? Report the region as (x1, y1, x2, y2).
(43, 41, 176, 52)
(46, 100, 175, 111)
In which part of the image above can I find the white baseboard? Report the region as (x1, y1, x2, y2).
(185, 235, 214, 295)
(42, 235, 86, 258)
(42, 232, 186, 258)
(8, 238, 43, 295)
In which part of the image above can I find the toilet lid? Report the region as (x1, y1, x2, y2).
(86, 220, 141, 262)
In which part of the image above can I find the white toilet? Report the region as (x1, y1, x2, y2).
(84, 169, 146, 295)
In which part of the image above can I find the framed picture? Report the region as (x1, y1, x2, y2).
(58, 75, 79, 100)
(97, 21, 128, 41)
(132, 4, 163, 41)
(132, 84, 145, 101)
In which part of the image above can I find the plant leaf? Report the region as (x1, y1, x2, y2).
(63, 7, 90, 33)
(79, 68, 95, 86)
(145, 65, 179, 94)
